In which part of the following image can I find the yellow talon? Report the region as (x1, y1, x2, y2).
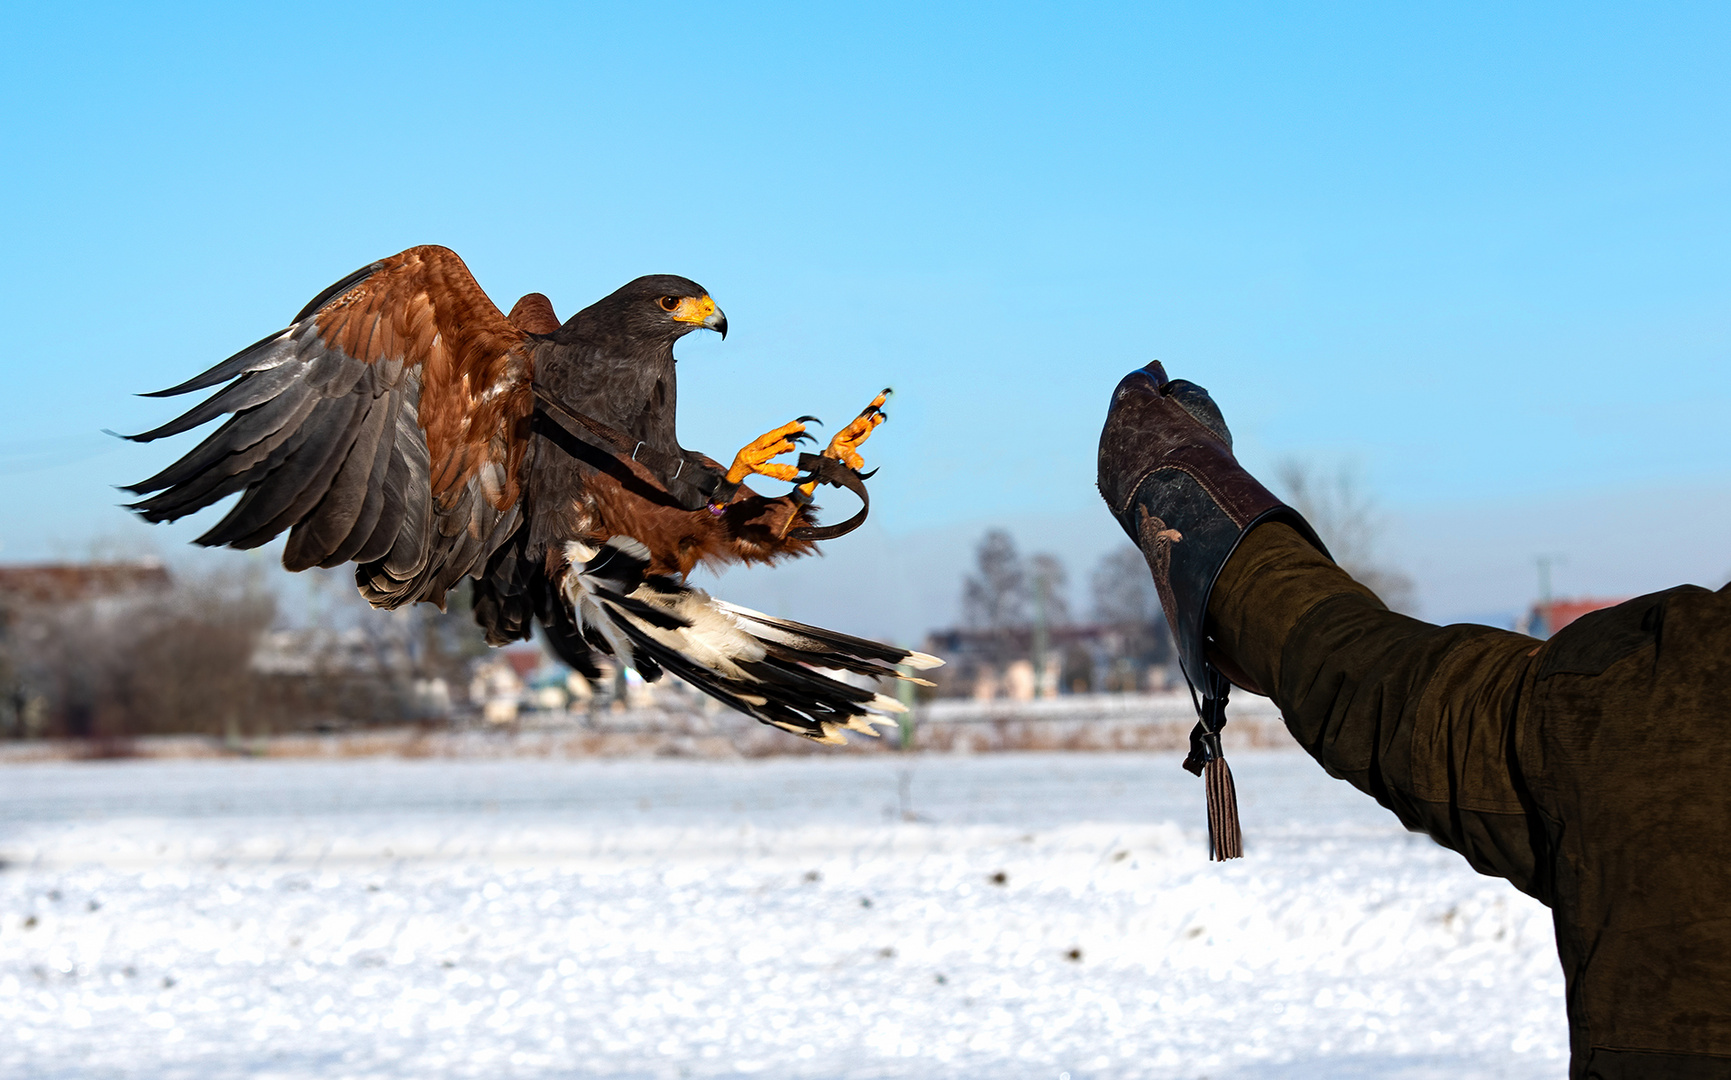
(799, 389, 890, 496)
(726, 419, 808, 485)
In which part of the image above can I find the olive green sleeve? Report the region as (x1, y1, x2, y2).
(1207, 523, 1546, 898)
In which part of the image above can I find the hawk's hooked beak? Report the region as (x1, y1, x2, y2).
(672, 295, 728, 339)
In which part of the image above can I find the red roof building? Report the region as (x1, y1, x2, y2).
(1524, 597, 1628, 639)
(0, 561, 171, 605)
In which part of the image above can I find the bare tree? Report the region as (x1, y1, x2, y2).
(960, 529, 1029, 668)
(1028, 553, 1071, 628)
(1091, 546, 1176, 690)
(268, 566, 494, 725)
(2, 565, 276, 740)
(1275, 459, 1417, 614)
(124, 568, 278, 737)
(1091, 547, 1161, 629)
(962, 529, 1027, 631)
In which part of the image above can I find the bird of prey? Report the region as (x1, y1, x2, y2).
(124, 245, 939, 743)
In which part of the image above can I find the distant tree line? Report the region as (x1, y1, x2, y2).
(925, 530, 1177, 698)
(0, 565, 274, 742)
(923, 458, 1416, 698)
(0, 560, 492, 742)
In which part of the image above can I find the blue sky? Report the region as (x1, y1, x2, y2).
(2, 3, 1727, 629)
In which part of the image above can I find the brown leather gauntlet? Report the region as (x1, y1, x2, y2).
(1097, 363, 1329, 857)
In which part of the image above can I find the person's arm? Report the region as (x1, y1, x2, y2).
(1209, 522, 1545, 896)
(1098, 365, 1543, 892)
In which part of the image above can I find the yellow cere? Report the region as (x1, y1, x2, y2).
(671, 294, 717, 324)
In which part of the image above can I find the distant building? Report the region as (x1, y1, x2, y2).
(468, 646, 557, 724)
(921, 623, 1177, 700)
(0, 561, 171, 606)
(472, 648, 699, 724)
(1518, 597, 1629, 640)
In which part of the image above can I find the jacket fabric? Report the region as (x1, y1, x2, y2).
(1210, 523, 1731, 1079)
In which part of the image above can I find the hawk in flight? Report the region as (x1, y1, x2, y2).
(125, 246, 938, 742)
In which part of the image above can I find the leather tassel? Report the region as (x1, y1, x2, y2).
(1204, 753, 1243, 860)
(1184, 673, 1244, 859)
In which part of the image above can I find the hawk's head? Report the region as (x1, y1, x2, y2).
(585, 274, 727, 345)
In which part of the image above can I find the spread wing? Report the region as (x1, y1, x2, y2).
(124, 245, 536, 609)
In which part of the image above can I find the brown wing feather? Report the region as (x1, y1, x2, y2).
(126, 245, 535, 609)
(507, 293, 561, 335)
(312, 247, 534, 512)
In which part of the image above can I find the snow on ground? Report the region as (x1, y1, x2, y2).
(0, 751, 1566, 1079)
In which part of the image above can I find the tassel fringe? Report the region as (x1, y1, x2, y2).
(1184, 675, 1245, 860)
(1204, 754, 1243, 860)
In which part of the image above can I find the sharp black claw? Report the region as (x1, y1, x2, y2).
(792, 431, 817, 445)
(855, 467, 879, 480)
(795, 415, 822, 425)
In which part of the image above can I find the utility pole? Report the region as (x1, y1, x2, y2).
(1534, 554, 1564, 639)
(1031, 563, 1049, 699)
(895, 659, 918, 750)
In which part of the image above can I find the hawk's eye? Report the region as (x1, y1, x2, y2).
(658, 296, 681, 312)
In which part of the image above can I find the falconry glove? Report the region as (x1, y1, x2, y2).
(1096, 363, 1329, 859)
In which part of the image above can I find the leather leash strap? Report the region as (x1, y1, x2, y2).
(532, 388, 871, 541)
(532, 388, 740, 507)
(785, 453, 872, 541)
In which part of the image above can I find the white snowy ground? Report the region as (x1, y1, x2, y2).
(0, 752, 1567, 1079)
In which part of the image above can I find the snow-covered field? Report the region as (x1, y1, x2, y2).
(0, 751, 1566, 1079)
